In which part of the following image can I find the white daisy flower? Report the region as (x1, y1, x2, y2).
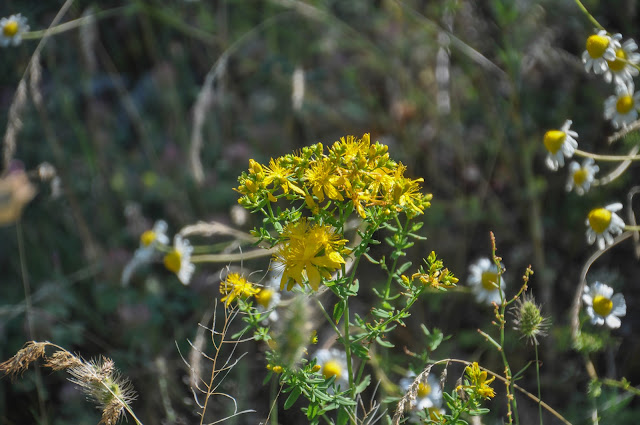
(582, 30, 621, 74)
(586, 203, 626, 250)
(0, 14, 29, 47)
(121, 220, 170, 285)
(399, 372, 443, 411)
(313, 348, 349, 389)
(163, 235, 195, 285)
(543, 120, 578, 171)
(467, 258, 506, 305)
(255, 270, 282, 323)
(565, 158, 599, 196)
(604, 82, 640, 129)
(603, 38, 640, 85)
(582, 281, 626, 328)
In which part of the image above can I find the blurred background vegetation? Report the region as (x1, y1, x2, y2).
(1, 0, 640, 424)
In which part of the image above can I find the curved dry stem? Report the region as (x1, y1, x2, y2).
(569, 232, 634, 339)
(593, 146, 640, 186)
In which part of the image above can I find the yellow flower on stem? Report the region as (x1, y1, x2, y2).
(304, 157, 344, 202)
(263, 157, 304, 196)
(274, 219, 348, 291)
(220, 273, 259, 306)
(463, 362, 495, 399)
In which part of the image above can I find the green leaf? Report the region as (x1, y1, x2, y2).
(355, 375, 371, 394)
(337, 407, 350, 425)
(333, 301, 345, 323)
(376, 336, 394, 348)
(284, 386, 301, 410)
(397, 261, 412, 274)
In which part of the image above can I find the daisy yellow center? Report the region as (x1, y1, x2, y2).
(586, 34, 610, 59)
(592, 294, 613, 317)
(543, 130, 566, 154)
(3, 20, 19, 37)
(573, 168, 589, 186)
(164, 250, 182, 273)
(588, 208, 612, 234)
(417, 382, 432, 398)
(322, 360, 342, 379)
(607, 48, 628, 72)
(616, 94, 634, 114)
(140, 230, 157, 246)
(255, 288, 273, 308)
(481, 271, 499, 291)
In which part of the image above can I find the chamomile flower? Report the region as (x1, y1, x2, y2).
(543, 120, 579, 171)
(604, 82, 640, 129)
(582, 282, 626, 328)
(163, 235, 195, 285)
(565, 158, 599, 196)
(585, 203, 626, 250)
(254, 270, 282, 322)
(399, 372, 443, 411)
(313, 348, 349, 389)
(0, 14, 29, 47)
(467, 258, 505, 305)
(603, 38, 640, 85)
(582, 30, 621, 74)
(121, 220, 170, 285)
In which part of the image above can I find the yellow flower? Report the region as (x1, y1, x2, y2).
(220, 273, 259, 306)
(263, 157, 304, 196)
(304, 157, 344, 202)
(464, 362, 495, 399)
(274, 219, 348, 291)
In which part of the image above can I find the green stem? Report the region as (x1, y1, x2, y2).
(573, 0, 605, 30)
(535, 344, 543, 425)
(625, 225, 640, 231)
(382, 216, 410, 299)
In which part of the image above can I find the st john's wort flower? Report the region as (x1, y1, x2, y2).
(543, 120, 578, 171)
(604, 82, 640, 129)
(583, 281, 626, 328)
(582, 30, 621, 74)
(566, 158, 599, 196)
(467, 258, 505, 305)
(585, 203, 625, 250)
(220, 273, 259, 306)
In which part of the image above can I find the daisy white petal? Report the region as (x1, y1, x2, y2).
(543, 120, 578, 171)
(583, 281, 626, 329)
(467, 258, 505, 305)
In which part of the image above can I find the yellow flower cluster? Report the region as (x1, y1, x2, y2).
(274, 219, 348, 291)
(461, 362, 496, 399)
(236, 133, 432, 219)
